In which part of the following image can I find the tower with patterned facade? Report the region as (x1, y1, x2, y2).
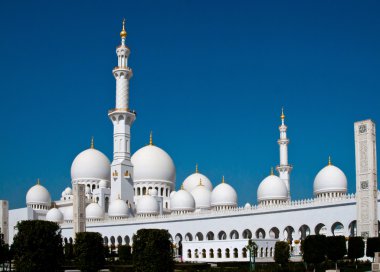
(109, 20, 136, 203)
(276, 108, 292, 200)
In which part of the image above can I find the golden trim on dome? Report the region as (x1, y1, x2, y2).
(149, 131, 153, 146)
(90, 136, 94, 149)
(120, 18, 127, 39)
(328, 156, 332, 166)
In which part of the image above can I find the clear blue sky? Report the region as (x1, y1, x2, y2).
(0, 1, 379, 209)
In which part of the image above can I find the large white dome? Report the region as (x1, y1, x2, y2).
(108, 198, 129, 218)
(257, 174, 288, 203)
(171, 189, 195, 212)
(211, 178, 238, 207)
(183, 170, 213, 192)
(313, 163, 347, 196)
(136, 195, 159, 215)
(71, 147, 110, 181)
(86, 202, 104, 220)
(191, 183, 211, 209)
(132, 144, 176, 183)
(64, 207, 73, 221)
(46, 207, 64, 223)
(26, 182, 51, 207)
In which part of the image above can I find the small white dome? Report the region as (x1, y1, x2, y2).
(136, 195, 159, 215)
(244, 203, 251, 209)
(183, 170, 213, 192)
(170, 191, 176, 198)
(71, 148, 110, 181)
(257, 174, 288, 202)
(171, 189, 195, 212)
(131, 144, 176, 183)
(191, 183, 211, 209)
(150, 189, 158, 196)
(86, 202, 104, 220)
(64, 207, 73, 221)
(26, 183, 51, 207)
(64, 187, 72, 195)
(46, 207, 64, 223)
(211, 179, 238, 207)
(313, 163, 347, 196)
(85, 186, 91, 194)
(61, 191, 66, 197)
(108, 199, 129, 218)
(99, 180, 108, 189)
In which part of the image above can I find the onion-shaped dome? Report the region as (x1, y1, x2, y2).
(64, 187, 72, 195)
(86, 202, 104, 220)
(313, 157, 347, 197)
(46, 207, 64, 223)
(190, 180, 211, 209)
(64, 207, 73, 221)
(211, 176, 238, 208)
(70, 139, 111, 181)
(26, 180, 51, 208)
(108, 198, 129, 218)
(183, 164, 213, 192)
(136, 194, 159, 215)
(131, 133, 176, 184)
(257, 170, 288, 203)
(99, 180, 108, 189)
(244, 203, 251, 209)
(171, 187, 195, 212)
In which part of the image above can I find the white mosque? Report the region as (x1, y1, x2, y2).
(1, 21, 379, 263)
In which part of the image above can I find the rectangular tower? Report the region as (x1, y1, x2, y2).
(0, 200, 9, 244)
(355, 119, 378, 237)
(73, 183, 86, 236)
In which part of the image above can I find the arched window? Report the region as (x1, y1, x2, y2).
(110, 236, 115, 246)
(195, 249, 199, 258)
(230, 230, 239, 239)
(124, 235, 130, 245)
(117, 236, 122, 246)
(233, 248, 238, 258)
(202, 249, 206, 258)
(242, 248, 247, 258)
(207, 231, 214, 240)
(331, 222, 344, 236)
(185, 233, 193, 241)
(298, 225, 311, 240)
(165, 202, 168, 209)
(187, 249, 192, 258)
(217, 248, 222, 258)
(92, 184, 96, 191)
(160, 188, 164, 196)
(256, 228, 266, 239)
(209, 249, 214, 258)
(103, 236, 108, 246)
(225, 248, 230, 258)
(283, 226, 295, 242)
(269, 227, 280, 239)
(195, 232, 204, 241)
(143, 187, 147, 195)
(105, 197, 109, 213)
(137, 187, 141, 195)
(218, 231, 227, 240)
(242, 229, 252, 239)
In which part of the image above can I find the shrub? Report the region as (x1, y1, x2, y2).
(74, 232, 105, 272)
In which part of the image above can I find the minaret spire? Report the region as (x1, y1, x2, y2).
(149, 131, 153, 146)
(109, 19, 136, 203)
(276, 107, 292, 200)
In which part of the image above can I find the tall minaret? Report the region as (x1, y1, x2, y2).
(109, 19, 136, 203)
(276, 108, 292, 200)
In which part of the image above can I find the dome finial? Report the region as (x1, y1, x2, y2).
(328, 155, 332, 166)
(90, 136, 94, 149)
(120, 18, 127, 39)
(281, 107, 285, 120)
(37, 178, 40, 185)
(195, 163, 199, 173)
(149, 131, 153, 145)
(222, 176, 225, 183)
(181, 184, 184, 190)
(270, 167, 274, 176)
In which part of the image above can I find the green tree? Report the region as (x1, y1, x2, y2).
(74, 232, 105, 272)
(0, 233, 9, 270)
(366, 237, 380, 260)
(302, 235, 326, 271)
(118, 244, 132, 263)
(348, 236, 364, 269)
(274, 241, 290, 270)
(326, 236, 346, 270)
(133, 229, 174, 272)
(12, 220, 64, 272)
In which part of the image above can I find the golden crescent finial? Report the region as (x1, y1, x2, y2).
(149, 131, 153, 145)
(91, 136, 94, 149)
(222, 176, 225, 183)
(328, 156, 332, 166)
(281, 107, 285, 120)
(120, 18, 127, 39)
(181, 184, 184, 190)
(270, 167, 274, 176)
(195, 163, 199, 173)
(37, 178, 40, 185)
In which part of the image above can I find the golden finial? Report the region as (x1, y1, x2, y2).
(120, 18, 127, 39)
(195, 163, 199, 173)
(37, 178, 40, 185)
(90, 136, 94, 149)
(222, 176, 225, 183)
(281, 107, 285, 120)
(270, 167, 274, 176)
(199, 178, 203, 186)
(181, 184, 184, 190)
(149, 131, 153, 145)
(328, 156, 332, 166)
